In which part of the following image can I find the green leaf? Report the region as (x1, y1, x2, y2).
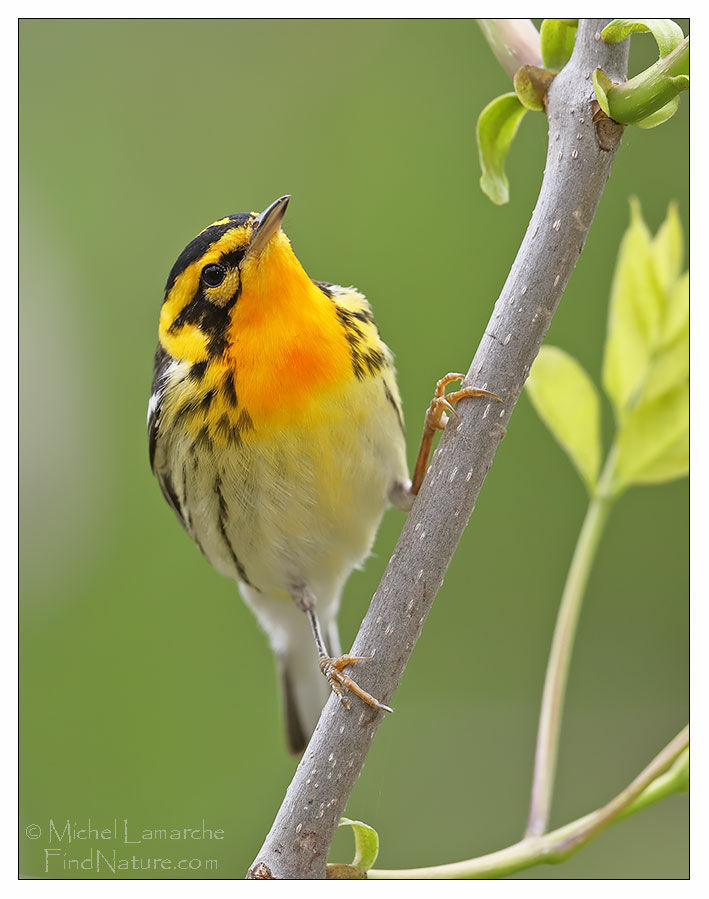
(601, 19, 684, 58)
(592, 67, 614, 118)
(338, 817, 379, 872)
(640, 271, 688, 405)
(540, 19, 577, 71)
(614, 383, 688, 490)
(635, 96, 680, 129)
(663, 271, 689, 345)
(603, 199, 663, 418)
(600, 38, 689, 126)
(652, 202, 684, 295)
(641, 325, 688, 405)
(527, 346, 602, 493)
(477, 93, 527, 205)
(513, 66, 555, 111)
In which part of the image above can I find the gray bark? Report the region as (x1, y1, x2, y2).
(248, 20, 629, 880)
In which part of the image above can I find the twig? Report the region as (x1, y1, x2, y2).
(247, 20, 629, 879)
(525, 447, 618, 837)
(368, 727, 688, 879)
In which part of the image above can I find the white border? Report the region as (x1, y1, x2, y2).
(9, 9, 701, 895)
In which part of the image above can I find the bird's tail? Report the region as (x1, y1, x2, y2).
(278, 617, 340, 755)
(239, 585, 340, 755)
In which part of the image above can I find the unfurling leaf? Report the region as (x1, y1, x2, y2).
(540, 19, 577, 72)
(602, 199, 662, 418)
(337, 817, 379, 873)
(601, 19, 684, 58)
(594, 36, 688, 127)
(477, 93, 526, 205)
(635, 96, 680, 129)
(594, 22, 688, 129)
(527, 346, 602, 493)
(614, 384, 688, 490)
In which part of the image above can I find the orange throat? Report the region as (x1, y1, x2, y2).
(224, 237, 352, 428)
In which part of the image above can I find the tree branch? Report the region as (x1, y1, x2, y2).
(248, 20, 629, 879)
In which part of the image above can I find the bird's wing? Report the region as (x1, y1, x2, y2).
(147, 344, 172, 472)
(147, 345, 190, 529)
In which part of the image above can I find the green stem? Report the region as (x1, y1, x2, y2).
(525, 448, 618, 837)
(368, 727, 687, 879)
(605, 37, 689, 124)
(618, 747, 689, 821)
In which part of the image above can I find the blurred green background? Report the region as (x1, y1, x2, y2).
(20, 19, 688, 879)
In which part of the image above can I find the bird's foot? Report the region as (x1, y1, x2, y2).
(319, 655, 393, 713)
(410, 373, 502, 495)
(425, 372, 502, 432)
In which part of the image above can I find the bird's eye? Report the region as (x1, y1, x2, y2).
(201, 263, 226, 288)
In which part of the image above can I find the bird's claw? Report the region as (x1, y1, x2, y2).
(319, 655, 393, 713)
(425, 373, 501, 432)
(411, 373, 502, 496)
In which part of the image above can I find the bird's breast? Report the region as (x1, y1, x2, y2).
(168, 371, 408, 600)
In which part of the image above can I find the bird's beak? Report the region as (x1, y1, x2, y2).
(247, 195, 290, 258)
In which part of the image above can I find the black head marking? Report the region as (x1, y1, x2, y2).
(164, 214, 254, 296)
(164, 214, 259, 357)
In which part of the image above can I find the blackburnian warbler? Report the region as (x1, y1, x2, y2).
(148, 196, 496, 753)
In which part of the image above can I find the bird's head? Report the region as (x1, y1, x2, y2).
(159, 195, 318, 364)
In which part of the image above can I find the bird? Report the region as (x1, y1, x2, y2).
(148, 195, 497, 753)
